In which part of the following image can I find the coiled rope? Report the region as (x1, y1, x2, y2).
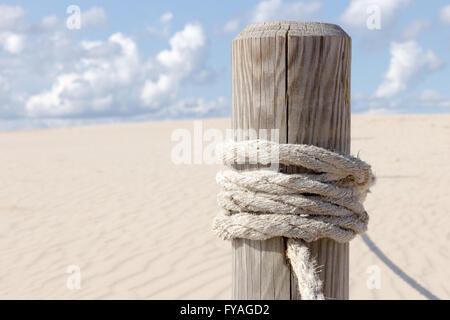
(213, 140, 375, 300)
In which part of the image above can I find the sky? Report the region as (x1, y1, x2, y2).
(0, 0, 449, 130)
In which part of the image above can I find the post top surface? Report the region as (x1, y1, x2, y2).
(235, 21, 349, 39)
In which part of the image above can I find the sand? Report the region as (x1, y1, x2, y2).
(0, 115, 449, 300)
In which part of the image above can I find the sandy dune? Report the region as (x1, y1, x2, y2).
(0, 115, 449, 299)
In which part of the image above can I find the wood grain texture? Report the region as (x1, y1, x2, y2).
(231, 22, 351, 300)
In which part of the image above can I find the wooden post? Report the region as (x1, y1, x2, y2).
(231, 22, 351, 300)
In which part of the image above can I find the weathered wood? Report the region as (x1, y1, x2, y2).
(231, 22, 351, 300)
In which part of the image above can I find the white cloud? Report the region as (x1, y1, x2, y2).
(418, 90, 450, 108)
(223, 19, 240, 34)
(439, 5, 450, 25)
(0, 5, 221, 123)
(0, 32, 25, 53)
(26, 32, 139, 117)
(147, 12, 174, 37)
(160, 12, 173, 23)
(223, 0, 321, 34)
(82, 7, 107, 28)
(40, 15, 60, 30)
(401, 19, 430, 40)
(157, 23, 205, 68)
(167, 96, 228, 117)
(0, 75, 9, 91)
(0, 5, 27, 54)
(0, 5, 27, 31)
(142, 23, 211, 109)
(141, 75, 173, 109)
(339, 0, 411, 30)
(374, 41, 442, 99)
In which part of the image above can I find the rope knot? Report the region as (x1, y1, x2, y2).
(213, 139, 375, 300)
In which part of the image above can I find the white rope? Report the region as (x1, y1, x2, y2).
(213, 140, 375, 300)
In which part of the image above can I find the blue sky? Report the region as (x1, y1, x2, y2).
(0, 0, 449, 130)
